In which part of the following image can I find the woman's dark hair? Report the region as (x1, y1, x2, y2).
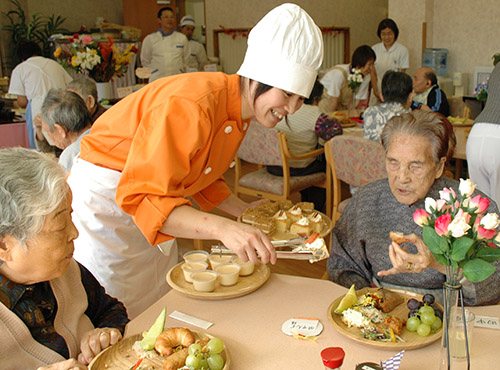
(158, 6, 174, 18)
(381, 71, 413, 105)
(351, 45, 376, 69)
(377, 18, 399, 40)
(17, 40, 42, 61)
(305, 79, 323, 105)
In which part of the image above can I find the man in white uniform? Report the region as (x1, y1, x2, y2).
(8, 40, 72, 149)
(179, 15, 208, 72)
(141, 7, 190, 82)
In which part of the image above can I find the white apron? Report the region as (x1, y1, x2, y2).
(67, 158, 178, 319)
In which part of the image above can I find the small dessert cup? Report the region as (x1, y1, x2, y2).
(232, 257, 256, 276)
(183, 250, 209, 263)
(181, 261, 208, 283)
(215, 263, 241, 286)
(208, 253, 234, 269)
(191, 270, 218, 292)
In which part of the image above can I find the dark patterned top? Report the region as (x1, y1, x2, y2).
(0, 262, 129, 358)
(327, 177, 500, 306)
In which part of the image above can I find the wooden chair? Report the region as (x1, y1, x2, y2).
(234, 121, 328, 207)
(448, 96, 471, 119)
(324, 135, 387, 224)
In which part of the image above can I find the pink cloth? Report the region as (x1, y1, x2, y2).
(0, 121, 29, 148)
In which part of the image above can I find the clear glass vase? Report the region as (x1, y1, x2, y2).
(439, 279, 471, 370)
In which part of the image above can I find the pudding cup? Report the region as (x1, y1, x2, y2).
(183, 250, 209, 264)
(215, 263, 241, 286)
(208, 253, 234, 269)
(232, 257, 256, 276)
(191, 270, 218, 292)
(181, 261, 208, 283)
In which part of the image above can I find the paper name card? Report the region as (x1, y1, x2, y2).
(169, 310, 213, 330)
(117, 86, 133, 99)
(281, 317, 323, 336)
(474, 315, 500, 329)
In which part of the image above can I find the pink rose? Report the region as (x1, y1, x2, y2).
(435, 214, 452, 236)
(477, 225, 497, 240)
(413, 209, 431, 226)
(436, 199, 447, 212)
(81, 34, 94, 45)
(468, 194, 490, 214)
(439, 188, 456, 202)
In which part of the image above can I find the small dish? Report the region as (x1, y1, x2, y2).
(191, 270, 218, 292)
(215, 263, 241, 286)
(208, 253, 234, 269)
(232, 257, 255, 276)
(181, 261, 208, 283)
(183, 250, 209, 263)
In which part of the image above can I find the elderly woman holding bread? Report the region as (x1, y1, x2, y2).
(327, 111, 500, 306)
(0, 148, 129, 370)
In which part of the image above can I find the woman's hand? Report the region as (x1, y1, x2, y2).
(77, 328, 122, 364)
(377, 233, 445, 277)
(219, 220, 277, 265)
(37, 359, 87, 370)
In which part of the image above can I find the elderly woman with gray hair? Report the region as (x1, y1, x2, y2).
(40, 89, 92, 173)
(327, 110, 500, 306)
(0, 148, 128, 370)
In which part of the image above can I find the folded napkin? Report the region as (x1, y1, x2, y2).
(169, 310, 213, 330)
(382, 350, 405, 370)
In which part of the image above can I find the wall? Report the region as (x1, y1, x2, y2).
(205, 0, 388, 65)
(390, 0, 500, 95)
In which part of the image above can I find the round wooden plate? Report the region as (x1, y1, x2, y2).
(167, 262, 270, 300)
(327, 287, 442, 350)
(238, 210, 333, 240)
(89, 331, 230, 370)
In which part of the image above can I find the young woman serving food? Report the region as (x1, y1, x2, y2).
(68, 3, 324, 318)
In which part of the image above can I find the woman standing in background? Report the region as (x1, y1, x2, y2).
(369, 19, 409, 106)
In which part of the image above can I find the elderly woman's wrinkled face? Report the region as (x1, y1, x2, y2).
(3, 192, 78, 284)
(386, 134, 445, 205)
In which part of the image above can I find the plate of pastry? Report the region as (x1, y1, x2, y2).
(239, 200, 333, 240)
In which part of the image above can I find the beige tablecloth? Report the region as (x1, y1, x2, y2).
(126, 273, 500, 369)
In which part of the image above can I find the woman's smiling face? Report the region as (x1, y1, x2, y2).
(248, 84, 305, 128)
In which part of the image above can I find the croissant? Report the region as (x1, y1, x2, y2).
(155, 327, 196, 356)
(389, 231, 407, 244)
(163, 348, 189, 370)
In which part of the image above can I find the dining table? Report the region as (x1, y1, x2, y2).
(125, 272, 500, 369)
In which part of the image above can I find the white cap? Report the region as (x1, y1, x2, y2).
(180, 15, 196, 28)
(237, 3, 323, 98)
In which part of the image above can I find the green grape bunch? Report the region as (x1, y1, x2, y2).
(185, 337, 225, 370)
(406, 294, 443, 337)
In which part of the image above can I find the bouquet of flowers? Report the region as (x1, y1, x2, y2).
(473, 81, 488, 103)
(54, 34, 138, 82)
(413, 179, 500, 285)
(347, 68, 363, 92)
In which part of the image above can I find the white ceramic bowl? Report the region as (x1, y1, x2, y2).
(232, 257, 256, 276)
(181, 261, 208, 283)
(183, 250, 209, 264)
(191, 270, 218, 292)
(208, 253, 234, 269)
(215, 263, 241, 286)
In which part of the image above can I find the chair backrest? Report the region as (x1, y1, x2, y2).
(325, 135, 387, 187)
(237, 121, 282, 166)
(448, 96, 471, 119)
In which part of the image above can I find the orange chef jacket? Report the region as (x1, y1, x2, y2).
(79, 72, 249, 245)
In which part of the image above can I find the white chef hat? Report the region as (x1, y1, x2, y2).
(180, 15, 196, 28)
(237, 3, 323, 98)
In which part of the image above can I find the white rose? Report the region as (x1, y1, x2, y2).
(459, 178, 476, 198)
(448, 218, 471, 238)
(480, 213, 500, 230)
(424, 197, 437, 213)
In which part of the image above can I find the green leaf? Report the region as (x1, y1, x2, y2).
(450, 237, 474, 262)
(476, 247, 500, 262)
(434, 253, 448, 266)
(423, 226, 448, 254)
(463, 258, 496, 283)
